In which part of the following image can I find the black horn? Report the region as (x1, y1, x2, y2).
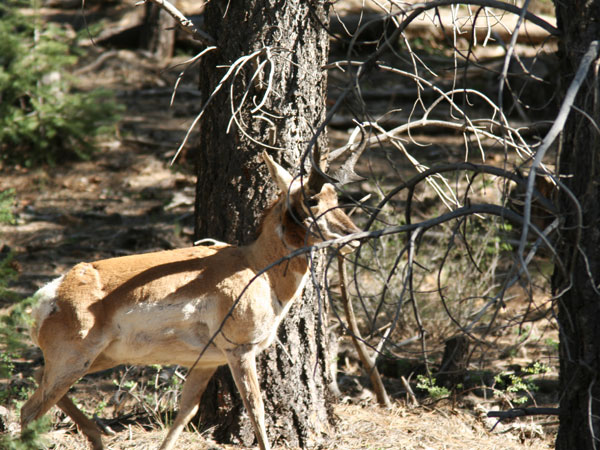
(307, 143, 329, 193)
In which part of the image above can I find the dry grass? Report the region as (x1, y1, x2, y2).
(329, 403, 554, 450)
(12, 402, 554, 450)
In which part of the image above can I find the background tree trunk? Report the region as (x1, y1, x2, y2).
(193, 1, 333, 447)
(140, 2, 175, 59)
(552, 1, 600, 448)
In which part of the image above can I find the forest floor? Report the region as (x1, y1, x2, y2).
(0, 1, 559, 449)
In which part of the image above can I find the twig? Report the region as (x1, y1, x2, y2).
(406, 229, 430, 376)
(169, 46, 217, 106)
(338, 253, 392, 408)
(497, 0, 531, 113)
(401, 376, 419, 406)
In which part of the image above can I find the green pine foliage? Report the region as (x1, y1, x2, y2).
(0, 248, 18, 302)
(0, 188, 16, 224)
(0, 189, 17, 302)
(0, 0, 123, 166)
(0, 417, 50, 450)
(0, 188, 24, 383)
(0, 187, 33, 412)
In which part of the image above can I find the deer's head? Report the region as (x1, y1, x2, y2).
(262, 151, 361, 253)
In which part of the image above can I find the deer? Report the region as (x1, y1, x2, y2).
(20, 150, 361, 450)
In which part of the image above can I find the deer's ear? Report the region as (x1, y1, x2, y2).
(262, 151, 293, 193)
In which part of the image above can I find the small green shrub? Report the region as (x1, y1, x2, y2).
(0, 0, 122, 166)
(493, 362, 550, 405)
(416, 374, 450, 400)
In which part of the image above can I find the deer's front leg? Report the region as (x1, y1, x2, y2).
(225, 346, 270, 450)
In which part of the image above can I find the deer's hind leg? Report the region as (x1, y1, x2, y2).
(159, 365, 218, 450)
(56, 394, 104, 450)
(21, 345, 107, 450)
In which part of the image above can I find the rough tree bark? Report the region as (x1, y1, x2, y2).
(552, 0, 600, 448)
(193, 1, 333, 447)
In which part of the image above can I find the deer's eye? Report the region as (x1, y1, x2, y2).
(289, 205, 305, 222)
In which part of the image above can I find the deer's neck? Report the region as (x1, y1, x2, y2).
(245, 205, 309, 304)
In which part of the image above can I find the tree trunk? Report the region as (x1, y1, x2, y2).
(193, 1, 333, 447)
(552, 1, 600, 448)
(140, 2, 175, 59)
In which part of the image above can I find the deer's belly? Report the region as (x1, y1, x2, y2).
(102, 296, 226, 367)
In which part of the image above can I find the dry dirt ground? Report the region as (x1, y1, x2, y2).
(0, 3, 558, 450)
(8, 403, 556, 450)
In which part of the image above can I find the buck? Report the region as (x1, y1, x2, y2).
(21, 151, 361, 450)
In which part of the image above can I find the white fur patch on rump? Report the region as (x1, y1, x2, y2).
(29, 275, 64, 345)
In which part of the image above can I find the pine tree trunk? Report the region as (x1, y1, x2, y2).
(140, 2, 175, 59)
(192, 1, 333, 447)
(552, 1, 600, 448)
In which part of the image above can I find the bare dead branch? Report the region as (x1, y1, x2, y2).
(153, 0, 567, 418)
(171, 48, 275, 164)
(487, 407, 560, 419)
(389, 0, 559, 37)
(137, 0, 215, 44)
(401, 376, 419, 406)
